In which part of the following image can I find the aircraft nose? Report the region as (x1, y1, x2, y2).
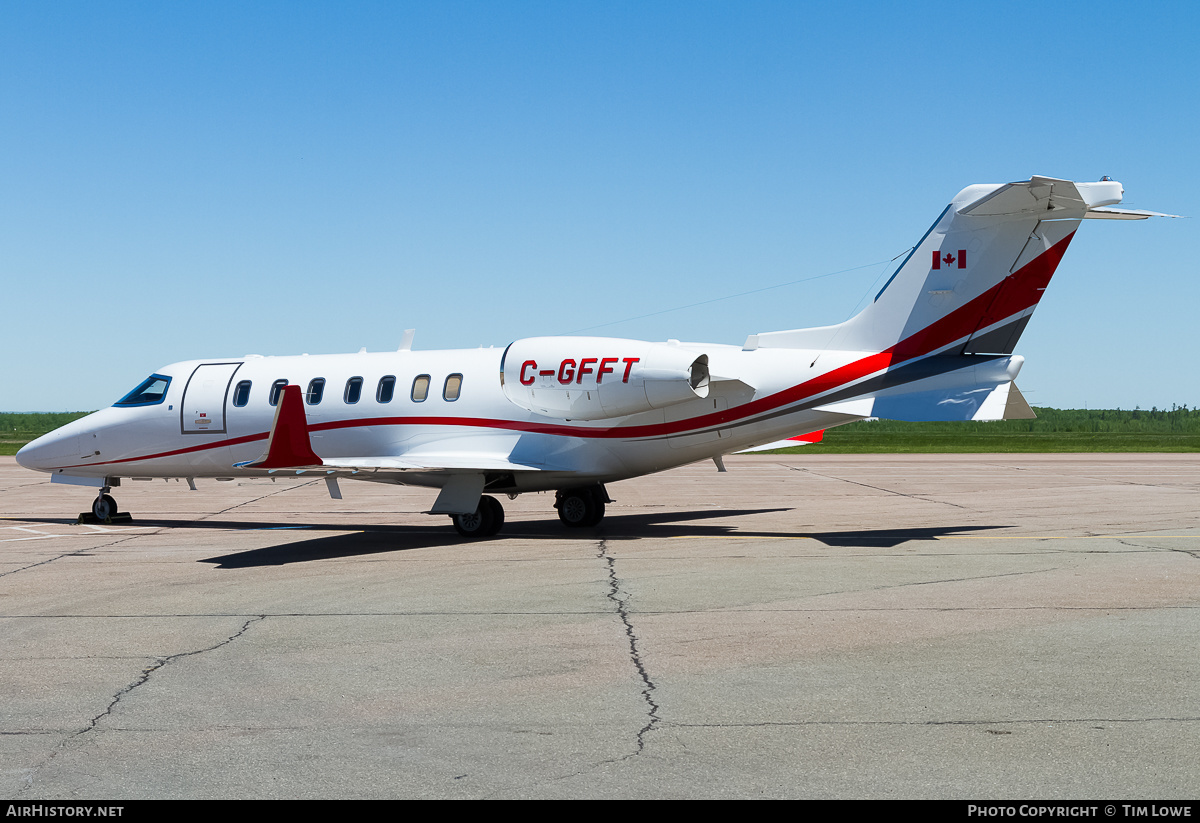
(16, 430, 82, 471)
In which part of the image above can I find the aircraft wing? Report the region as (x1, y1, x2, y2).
(318, 454, 554, 473)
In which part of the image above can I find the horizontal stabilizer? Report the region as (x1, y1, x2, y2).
(958, 177, 1121, 216)
(1084, 207, 1183, 220)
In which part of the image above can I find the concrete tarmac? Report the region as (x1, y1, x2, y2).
(1, 453, 1198, 799)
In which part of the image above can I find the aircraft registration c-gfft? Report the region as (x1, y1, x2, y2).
(17, 177, 1166, 537)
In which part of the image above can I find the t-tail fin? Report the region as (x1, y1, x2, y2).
(751, 176, 1126, 357)
(745, 177, 1152, 423)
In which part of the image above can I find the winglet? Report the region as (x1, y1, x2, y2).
(241, 384, 323, 469)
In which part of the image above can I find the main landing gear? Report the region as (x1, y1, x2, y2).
(555, 485, 610, 528)
(448, 484, 612, 537)
(451, 495, 505, 538)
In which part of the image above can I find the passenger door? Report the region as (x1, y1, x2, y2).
(180, 362, 243, 434)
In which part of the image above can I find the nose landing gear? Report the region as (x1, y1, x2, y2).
(92, 492, 118, 520)
(79, 484, 132, 524)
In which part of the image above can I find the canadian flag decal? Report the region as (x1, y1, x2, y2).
(932, 249, 966, 270)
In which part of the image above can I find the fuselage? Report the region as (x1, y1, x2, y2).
(16, 341, 863, 494)
(22, 176, 1132, 506)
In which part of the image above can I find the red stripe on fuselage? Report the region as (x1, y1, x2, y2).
(56, 233, 1073, 471)
(51, 431, 270, 470)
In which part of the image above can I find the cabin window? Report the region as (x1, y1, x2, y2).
(306, 378, 326, 405)
(114, 374, 171, 407)
(269, 380, 288, 406)
(344, 376, 364, 404)
(411, 374, 430, 402)
(377, 375, 396, 403)
(443, 373, 463, 401)
(232, 380, 252, 407)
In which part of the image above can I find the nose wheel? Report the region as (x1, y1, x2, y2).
(87, 486, 120, 521)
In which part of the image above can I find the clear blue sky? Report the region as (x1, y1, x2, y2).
(2, 1, 1196, 411)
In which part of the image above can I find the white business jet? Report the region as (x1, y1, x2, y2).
(17, 177, 1159, 536)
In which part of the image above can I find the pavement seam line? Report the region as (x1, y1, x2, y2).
(783, 464, 972, 510)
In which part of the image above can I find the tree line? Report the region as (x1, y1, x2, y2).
(847, 406, 1200, 434)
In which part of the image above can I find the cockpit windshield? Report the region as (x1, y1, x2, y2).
(114, 374, 171, 407)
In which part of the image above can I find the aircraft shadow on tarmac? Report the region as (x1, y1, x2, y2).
(182, 512, 1007, 569)
(6, 512, 1006, 567)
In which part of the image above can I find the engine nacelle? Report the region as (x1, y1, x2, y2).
(501, 337, 710, 421)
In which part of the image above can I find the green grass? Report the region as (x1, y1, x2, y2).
(0, 412, 92, 455)
(776, 431, 1200, 454)
(3, 407, 1200, 456)
(771, 406, 1200, 453)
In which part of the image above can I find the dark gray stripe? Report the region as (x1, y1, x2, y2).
(664, 354, 1009, 440)
(961, 315, 1031, 355)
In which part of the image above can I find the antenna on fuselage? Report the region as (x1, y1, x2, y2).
(398, 329, 416, 351)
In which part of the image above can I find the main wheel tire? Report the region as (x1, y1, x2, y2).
(583, 497, 605, 527)
(480, 495, 505, 536)
(92, 494, 118, 520)
(557, 488, 599, 528)
(451, 496, 502, 538)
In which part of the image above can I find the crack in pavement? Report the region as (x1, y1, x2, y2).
(1111, 537, 1200, 561)
(597, 539, 660, 758)
(15, 615, 265, 797)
